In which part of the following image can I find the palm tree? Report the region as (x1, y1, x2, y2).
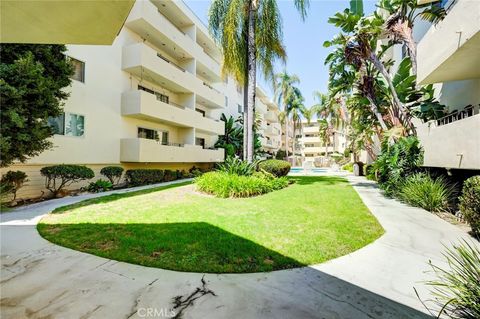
(378, 0, 446, 76)
(209, 0, 309, 163)
(274, 71, 301, 159)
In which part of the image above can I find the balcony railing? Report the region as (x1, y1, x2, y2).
(202, 82, 221, 94)
(157, 53, 185, 72)
(436, 105, 478, 126)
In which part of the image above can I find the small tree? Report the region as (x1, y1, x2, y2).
(0, 44, 73, 167)
(40, 165, 94, 196)
(0, 170, 28, 201)
(100, 166, 124, 185)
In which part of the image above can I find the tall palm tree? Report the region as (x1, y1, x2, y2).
(209, 0, 309, 163)
(274, 71, 300, 159)
(378, 0, 446, 76)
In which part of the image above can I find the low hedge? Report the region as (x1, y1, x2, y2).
(100, 166, 124, 185)
(124, 169, 188, 186)
(40, 165, 94, 196)
(258, 159, 291, 177)
(459, 175, 480, 237)
(195, 171, 288, 198)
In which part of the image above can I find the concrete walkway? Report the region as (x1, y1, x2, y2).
(1, 176, 477, 319)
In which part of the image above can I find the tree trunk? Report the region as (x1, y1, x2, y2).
(404, 27, 417, 77)
(243, 81, 248, 160)
(366, 96, 388, 131)
(369, 52, 414, 134)
(246, 0, 257, 163)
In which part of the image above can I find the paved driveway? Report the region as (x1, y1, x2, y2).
(1, 177, 477, 318)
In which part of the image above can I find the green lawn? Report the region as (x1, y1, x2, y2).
(38, 176, 384, 273)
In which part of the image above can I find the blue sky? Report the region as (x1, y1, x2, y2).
(184, 0, 376, 109)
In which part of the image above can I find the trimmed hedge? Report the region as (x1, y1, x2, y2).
(100, 166, 124, 185)
(195, 171, 288, 198)
(459, 176, 480, 237)
(258, 159, 291, 177)
(124, 169, 188, 186)
(40, 165, 94, 196)
(0, 170, 28, 200)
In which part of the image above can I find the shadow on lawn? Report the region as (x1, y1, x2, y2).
(37, 222, 304, 273)
(34, 220, 432, 318)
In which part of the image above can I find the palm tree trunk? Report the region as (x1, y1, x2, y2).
(369, 52, 414, 133)
(243, 81, 248, 160)
(404, 28, 417, 77)
(366, 96, 388, 131)
(284, 118, 289, 159)
(246, 0, 257, 163)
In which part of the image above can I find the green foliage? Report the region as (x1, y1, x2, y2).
(459, 176, 480, 237)
(258, 159, 291, 177)
(275, 150, 287, 160)
(216, 157, 258, 176)
(86, 179, 113, 193)
(399, 173, 456, 212)
(195, 171, 288, 198)
(364, 164, 375, 180)
(100, 166, 124, 185)
(125, 169, 165, 186)
(342, 162, 354, 172)
(372, 136, 423, 197)
(40, 165, 94, 196)
(420, 240, 480, 319)
(0, 170, 28, 201)
(0, 44, 73, 167)
(215, 114, 243, 158)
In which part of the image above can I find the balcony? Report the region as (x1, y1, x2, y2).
(300, 136, 321, 143)
(417, 0, 480, 84)
(121, 90, 223, 135)
(302, 126, 319, 134)
(303, 146, 327, 154)
(122, 43, 224, 108)
(121, 138, 224, 163)
(264, 111, 278, 123)
(255, 99, 268, 114)
(415, 113, 480, 169)
(265, 124, 281, 137)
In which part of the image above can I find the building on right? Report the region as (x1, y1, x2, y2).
(387, 0, 480, 171)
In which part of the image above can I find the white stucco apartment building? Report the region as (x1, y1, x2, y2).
(2, 0, 247, 199)
(388, 0, 480, 170)
(298, 120, 347, 163)
(256, 87, 282, 156)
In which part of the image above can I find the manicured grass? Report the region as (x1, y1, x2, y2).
(38, 176, 384, 273)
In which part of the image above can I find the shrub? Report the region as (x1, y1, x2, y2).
(275, 150, 287, 160)
(216, 157, 258, 176)
(399, 173, 456, 212)
(163, 170, 177, 182)
(257, 159, 291, 177)
(364, 164, 375, 180)
(373, 136, 423, 197)
(459, 176, 480, 237)
(125, 169, 164, 186)
(86, 179, 113, 193)
(342, 163, 353, 172)
(40, 165, 94, 196)
(195, 171, 288, 198)
(420, 240, 480, 319)
(100, 166, 124, 185)
(0, 170, 28, 200)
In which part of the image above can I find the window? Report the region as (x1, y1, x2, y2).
(138, 127, 168, 144)
(48, 113, 85, 137)
(69, 57, 85, 83)
(238, 104, 243, 114)
(195, 108, 206, 117)
(195, 138, 205, 149)
(225, 96, 228, 107)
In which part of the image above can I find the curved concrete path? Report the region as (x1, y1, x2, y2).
(1, 176, 477, 319)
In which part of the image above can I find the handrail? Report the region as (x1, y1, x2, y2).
(202, 82, 221, 94)
(436, 105, 477, 126)
(157, 53, 185, 72)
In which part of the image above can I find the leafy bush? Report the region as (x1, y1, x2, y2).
(217, 157, 257, 176)
(399, 173, 456, 212)
(125, 169, 164, 186)
(40, 165, 94, 196)
(195, 171, 288, 198)
(420, 240, 480, 319)
(258, 159, 291, 177)
(364, 164, 375, 180)
(100, 166, 124, 185)
(342, 163, 353, 172)
(86, 179, 113, 193)
(0, 170, 28, 200)
(275, 150, 287, 160)
(372, 136, 423, 197)
(163, 170, 177, 182)
(459, 176, 480, 237)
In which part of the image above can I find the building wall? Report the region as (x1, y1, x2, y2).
(2, 0, 245, 200)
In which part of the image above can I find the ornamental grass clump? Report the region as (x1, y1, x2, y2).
(399, 173, 456, 212)
(195, 171, 288, 198)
